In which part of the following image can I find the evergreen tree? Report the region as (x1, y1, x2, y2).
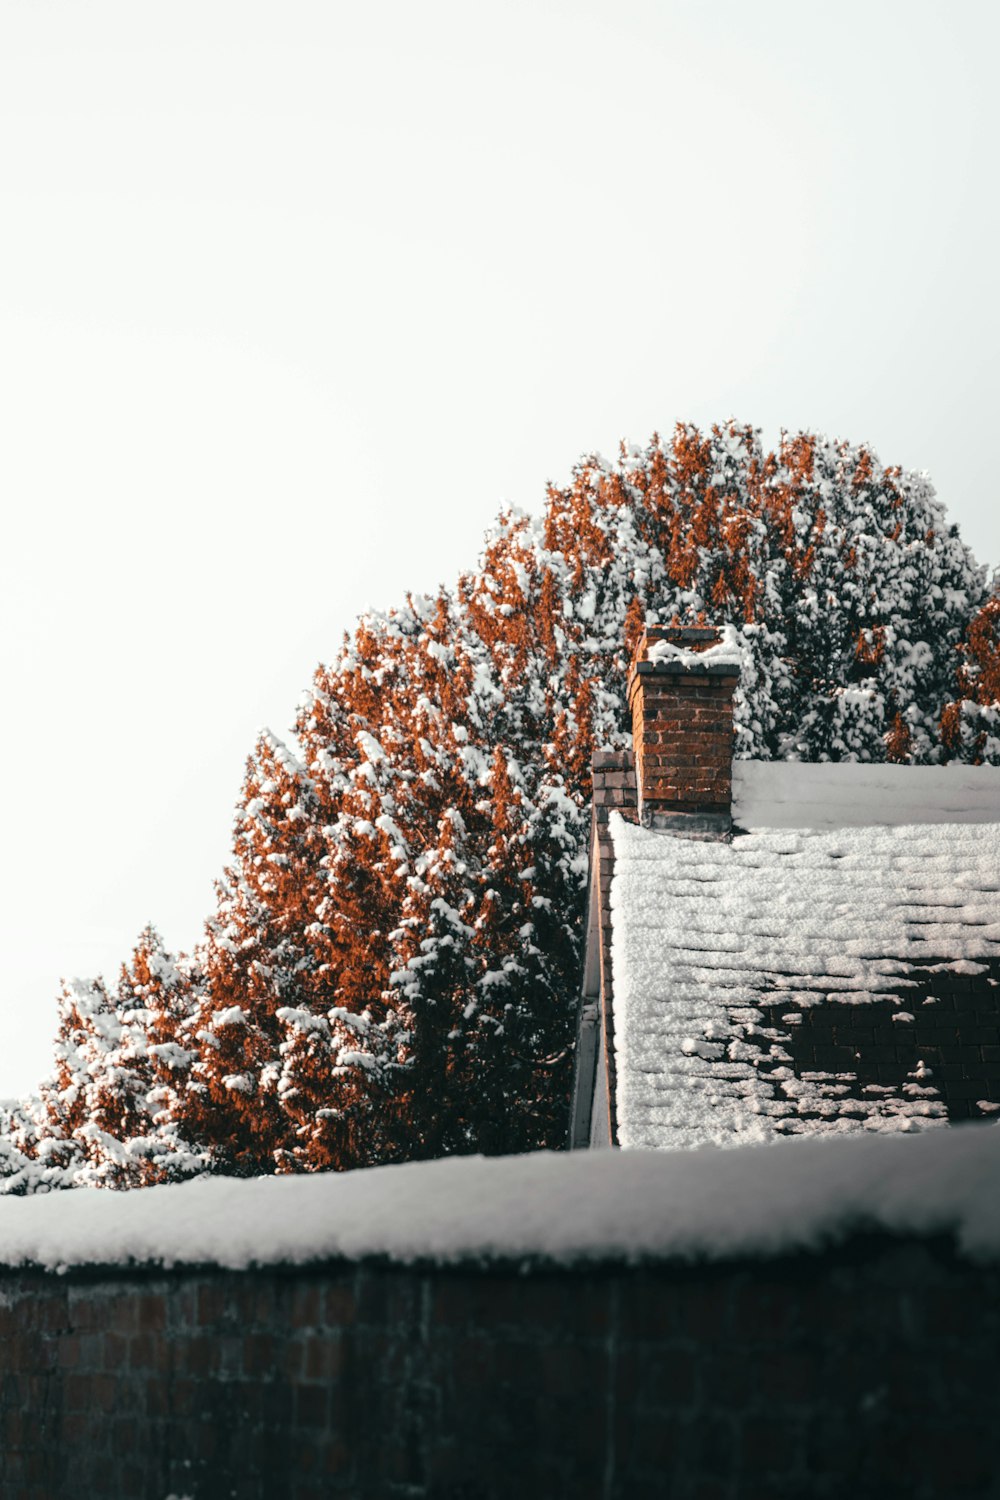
(0, 1098, 62, 1195)
(116, 926, 207, 1183)
(38, 975, 134, 1185)
(13, 421, 995, 1187)
(161, 423, 1000, 1171)
(23, 931, 204, 1189)
(183, 732, 330, 1174)
(941, 591, 1000, 763)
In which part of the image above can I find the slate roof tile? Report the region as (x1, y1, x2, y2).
(608, 763, 1000, 1150)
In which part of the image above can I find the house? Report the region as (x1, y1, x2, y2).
(570, 624, 1000, 1150)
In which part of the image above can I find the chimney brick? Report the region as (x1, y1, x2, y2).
(626, 626, 739, 834)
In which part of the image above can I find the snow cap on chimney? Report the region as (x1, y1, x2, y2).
(626, 624, 742, 836)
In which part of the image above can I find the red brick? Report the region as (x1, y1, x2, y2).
(59, 1410, 91, 1444)
(452, 1336, 495, 1390)
(63, 1373, 92, 1413)
(323, 1437, 352, 1476)
(102, 1331, 127, 1370)
(183, 1336, 220, 1377)
(34, 1295, 67, 1334)
(127, 1332, 158, 1371)
(3, 1408, 25, 1446)
(292, 1282, 322, 1328)
(195, 1421, 218, 1461)
(144, 1377, 171, 1418)
(56, 1334, 81, 1370)
(540, 1343, 606, 1399)
(111, 1418, 136, 1458)
(197, 1283, 226, 1326)
(107, 1295, 138, 1335)
(280, 1336, 306, 1381)
(136, 1293, 166, 1332)
(295, 1384, 328, 1428)
(244, 1331, 277, 1377)
(303, 1334, 346, 1382)
(120, 1462, 146, 1494)
(169, 1377, 199, 1418)
(89, 1373, 118, 1413)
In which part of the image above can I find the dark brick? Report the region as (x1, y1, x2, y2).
(302, 1334, 346, 1383)
(135, 1292, 166, 1332)
(291, 1281, 322, 1329)
(243, 1330, 277, 1378)
(197, 1282, 225, 1326)
(1, 1236, 999, 1500)
(942, 1079, 987, 1100)
(295, 1383, 328, 1429)
(106, 1295, 138, 1335)
(181, 1335, 219, 1377)
(102, 1331, 128, 1370)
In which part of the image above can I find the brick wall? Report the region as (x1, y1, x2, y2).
(1, 1233, 998, 1500)
(626, 627, 738, 823)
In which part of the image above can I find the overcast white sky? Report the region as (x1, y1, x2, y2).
(1, 0, 997, 1097)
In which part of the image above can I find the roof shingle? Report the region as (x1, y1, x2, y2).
(609, 780, 1000, 1150)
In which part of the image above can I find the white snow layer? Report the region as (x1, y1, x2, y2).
(647, 624, 744, 670)
(609, 812, 1000, 1151)
(0, 1126, 996, 1271)
(733, 761, 1000, 830)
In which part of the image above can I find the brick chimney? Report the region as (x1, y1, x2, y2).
(627, 625, 741, 835)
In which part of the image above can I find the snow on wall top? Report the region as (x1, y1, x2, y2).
(0, 1126, 996, 1272)
(646, 623, 744, 671)
(609, 811, 1000, 1152)
(733, 761, 1000, 831)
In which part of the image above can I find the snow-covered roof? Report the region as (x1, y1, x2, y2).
(0, 1126, 996, 1271)
(609, 805, 1000, 1151)
(733, 761, 1000, 830)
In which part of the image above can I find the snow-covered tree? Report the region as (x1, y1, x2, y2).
(12, 421, 994, 1186)
(115, 926, 208, 1183)
(0, 1098, 66, 1194)
(28, 930, 205, 1188)
(182, 730, 398, 1174)
(941, 592, 1000, 763)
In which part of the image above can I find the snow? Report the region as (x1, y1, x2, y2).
(0, 1124, 995, 1272)
(609, 812, 1000, 1151)
(647, 623, 744, 670)
(209, 1006, 249, 1030)
(15, 425, 993, 1187)
(733, 761, 1000, 830)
